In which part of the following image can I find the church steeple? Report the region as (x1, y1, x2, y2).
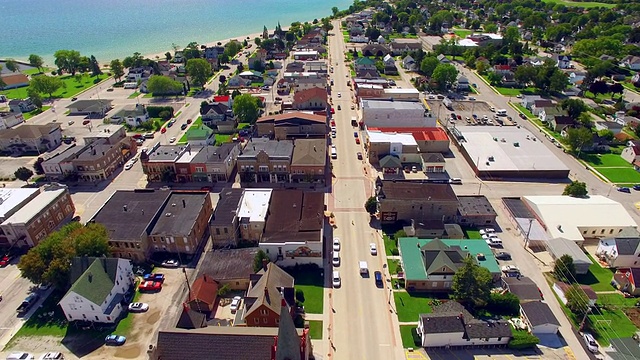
(274, 298, 299, 360)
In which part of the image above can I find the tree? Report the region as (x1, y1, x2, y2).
(253, 249, 270, 272)
(364, 196, 377, 215)
(232, 94, 260, 124)
(146, 75, 183, 95)
(18, 222, 110, 288)
(597, 129, 614, 141)
(609, 83, 624, 97)
(565, 284, 590, 319)
(27, 88, 43, 109)
(183, 42, 202, 60)
(74, 73, 83, 84)
(89, 55, 102, 77)
(486, 292, 520, 316)
(563, 181, 588, 197)
(14, 167, 33, 183)
(514, 65, 537, 87)
(431, 63, 458, 90)
(561, 98, 588, 119)
(53, 49, 82, 75)
(110, 59, 124, 82)
(29, 75, 64, 98)
(589, 81, 609, 96)
(33, 157, 45, 175)
(487, 71, 503, 85)
(165, 52, 172, 61)
(185, 58, 212, 88)
(549, 71, 568, 93)
(28, 54, 44, 73)
(554, 254, 576, 282)
(420, 56, 439, 77)
(5, 59, 19, 73)
(566, 127, 593, 153)
(452, 257, 492, 308)
(332, 6, 339, 16)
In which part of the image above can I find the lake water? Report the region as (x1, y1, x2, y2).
(1, 0, 350, 64)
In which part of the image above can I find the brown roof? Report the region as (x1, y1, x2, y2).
(257, 111, 326, 124)
(293, 87, 327, 104)
(262, 190, 323, 243)
(291, 139, 326, 166)
(188, 274, 219, 307)
(555, 282, 598, 300)
(0, 123, 60, 140)
(0, 74, 29, 86)
(245, 263, 295, 318)
(197, 248, 257, 281)
(379, 180, 457, 202)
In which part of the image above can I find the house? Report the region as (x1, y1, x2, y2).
(199, 248, 258, 290)
(190, 143, 240, 183)
(256, 112, 327, 140)
(203, 46, 225, 70)
(398, 238, 501, 292)
(594, 121, 623, 135)
(568, 71, 587, 86)
(436, 54, 450, 64)
(417, 301, 511, 347)
(66, 100, 113, 116)
(421, 153, 445, 173)
(389, 39, 422, 55)
(612, 268, 640, 296)
(260, 190, 324, 267)
(210, 189, 243, 248)
(621, 55, 640, 71)
(0, 112, 24, 130)
(521, 95, 544, 110)
(184, 125, 215, 147)
(519, 301, 560, 335)
(354, 57, 377, 72)
(176, 305, 208, 329)
(596, 237, 640, 268)
(554, 55, 572, 69)
(241, 263, 295, 327)
(382, 54, 397, 75)
(402, 55, 417, 71)
(502, 277, 542, 302)
(0, 123, 62, 155)
(8, 98, 36, 113)
(248, 49, 267, 70)
(622, 145, 640, 164)
(456, 195, 497, 227)
(293, 87, 327, 111)
(187, 274, 219, 314)
(0, 74, 29, 90)
(530, 100, 554, 116)
(349, 35, 369, 43)
(227, 75, 251, 88)
(237, 138, 293, 183)
(549, 115, 574, 132)
(356, 68, 380, 79)
(0, 184, 75, 248)
(376, 180, 458, 224)
(361, 44, 390, 57)
(544, 237, 592, 274)
(538, 106, 568, 124)
(109, 104, 149, 127)
(290, 139, 326, 184)
(553, 282, 597, 306)
(239, 70, 263, 81)
(59, 257, 134, 324)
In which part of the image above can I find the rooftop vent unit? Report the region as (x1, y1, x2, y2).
(165, 212, 172, 217)
(514, 142, 520, 147)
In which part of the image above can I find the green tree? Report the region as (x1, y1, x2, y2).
(74, 73, 83, 84)
(27, 88, 43, 109)
(28, 54, 44, 73)
(487, 71, 502, 85)
(554, 254, 576, 282)
(486, 292, 520, 316)
(18, 222, 110, 288)
(33, 157, 45, 175)
(253, 249, 270, 272)
(183, 42, 202, 60)
(420, 56, 439, 77)
(53, 49, 82, 75)
(146, 75, 183, 95)
(332, 6, 339, 16)
(565, 284, 590, 319)
(503, 26, 520, 48)
(364, 196, 377, 215)
(431, 63, 458, 90)
(232, 94, 260, 124)
(5, 59, 19, 73)
(484, 23, 498, 33)
(561, 98, 588, 119)
(566, 127, 593, 153)
(563, 181, 588, 197)
(89, 55, 102, 77)
(14, 167, 33, 183)
(452, 257, 492, 308)
(394, 230, 407, 240)
(110, 59, 125, 82)
(29, 75, 64, 98)
(597, 129, 614, 141)
(185, 58, 212, 88)
(165, 52, 172, 61)
(549, 71, 568, 93)
(514, 65, 537, 87)
(224, 40, 243, 58)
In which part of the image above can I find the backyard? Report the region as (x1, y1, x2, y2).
(575, 255, 615, 292)
(291, 267, 324, 314)
(541, 0, 615, 8)
(1, 73, 107, 100)
(393, 291, 433, 322)
(587, 308, 638, 346)
(462, 227, 481, 240)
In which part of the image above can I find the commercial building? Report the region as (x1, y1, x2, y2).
(141, 145, 190, 182)
(237, 138, 293, 184)
(365, 130, 420, 168)
(198, 248, 258, 291)
(376, 180, 458, 224)
(0, 123, 62, 156)
(256, 112, 327, 140)
(359, 99, 435, 128)
(190, 143, 241, 183)
(367, 127, 450, 153)
(456, 195, 497, 227)
(209, 188, 243, 248)
(237, 189, 273, 243)
(66, 100, 113, 115)
(545, 237, 591, 274)
(290, 139, 327, 184)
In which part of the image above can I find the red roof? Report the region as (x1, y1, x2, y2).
(189, 274, 218, 307)
(213, 95, 230, 103)
(368, 127, 449, 141)
(293, 87, 327, 104)
(1, 74, 29, 86)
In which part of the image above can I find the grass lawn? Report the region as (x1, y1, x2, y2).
(462, 227, 482, 239)
(596, 167, 640, 184)
(1, 73, 107, 100)
(588, 308, 638, 346)
(597, 293, 639, 308)
(393, 292, 432, 322)
(388, 259, 400, 275)
(307, 320, 323, 340)
(622, 82, 640, 93)
(452, 28, 473, 37)
(383, 234, 398, 256)
(128, 92, 141, 99)
(513, 103, 535, 119)
(388, 33, 418, 39)
(542, 0, 615, 8)
(237, 122, 251, 129)
(23, 106, 51, 120)
(23, 67, 54, 76)
(8, 289, 69, 342)
(581, 153, 633, 168)
(575, 255, 616, 292)
(215, 134, 231, 145)
(399, 325, 420, 348)
(291, 269, 324, 314)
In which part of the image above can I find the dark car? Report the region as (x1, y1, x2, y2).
(71, 97, 78, 101)
(357, 152, 363, 160)
(105, 335, 126, 346)
(495, 252, 511, 260)
(0, 255, 13, 267)
(181, 124, 188, 130)
(519, 113, 526, 119)
(618, 187, 631, 193)
(374, 271, 383, 287)
(143, 273, 165, 282)
(634, 184, 640, 191)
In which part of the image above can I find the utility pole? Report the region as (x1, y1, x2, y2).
(524, 218, 533, 248)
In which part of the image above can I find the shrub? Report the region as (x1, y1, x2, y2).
(158, 110, 172, 120)
(508, 330, 539, 349)
(295, 289, 305, 303)
(486, 292, 520, 316)
(390, 248, 399, 256)
(147, 106, 175, 119)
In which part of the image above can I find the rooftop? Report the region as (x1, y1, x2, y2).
(145, 145, 189, 162)
(0, 123, 60, 140)
(66, 99, 113, 112)
(237, 189, 273, 222)
(3, 186, 67, 225)
(502, 276, 542, 301)
(291, 139, 326, 166)
(361, 99, 425, 110)
(545, 237, 592, 266)
(520, 301, 560, 327)
(111, 104, 147, 117)
(367, 127, 449, 142)
(262, 190, 324, 244)
(245, 263, 295, 318)
(210, 188, 243, 226)
(0, 188, 39, 220)
(238, 138, 293, 159)
(367, 130, 418, 146)
(150, 192, 209, 236)
(378, 180, 457, 202)
(256, 111, 326, 125)
(197, 248, 259, 281)
(457, 195, 497, 217)
(192, 143, 237, 164)
(74, 139, 114, 161)
(65, 257, 123, 307)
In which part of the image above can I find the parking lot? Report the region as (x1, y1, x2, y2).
(426, 99, 519, 128)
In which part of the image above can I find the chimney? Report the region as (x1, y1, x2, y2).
(183, 302, 189, 312)
(123, 205, 128, 212)
(182, 199, 186, 208)
(264, 287, 269, 298)
(262, 258, 268, 271)
(88, 272, 93, 282)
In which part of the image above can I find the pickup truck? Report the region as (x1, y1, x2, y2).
(17, 293, 39, 314)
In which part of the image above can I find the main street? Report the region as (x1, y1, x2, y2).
(325, 19, 404, 360)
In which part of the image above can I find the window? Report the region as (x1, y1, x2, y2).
(610, 229, 614, 234)
(601, 229, 605, 234)
(224, 228, 228, 234)
(254, 318, 259, 324)
(497, 337, 502, 341)
(263, 318, 268, 323)
(260, 309, 268, 315)
(90, 305, 95, 311)
(95, 316, 99, 321)
(107, 316, 111, 321)
(216, 228, 220, 235)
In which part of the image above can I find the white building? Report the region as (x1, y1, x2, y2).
(237, 189, 273, 242)
(0, 188, 39, 224)
(366, 130, 422, 164)
(596, 236, 640, 268)
(360, 99, 435, 128)
(109, 104, 150, 127)
(522, 195, 638, 242)
(59, 257, 134, 324)
(383, 88, 420, 100)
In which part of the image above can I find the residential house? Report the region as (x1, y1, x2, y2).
(519, 301, 560, 335)
(59, 257, 134, 324)
(241, 263, 295, 327)
(354, 57, 377, 72)
(237, 138, 293, 183)
(596, 237, 640, 268)
(0, 74, 29, 90)
(109, 104, 150, 127)
(389, 39, 422, 55)
(436, 54, 450, 64)
(553, 55, 572, 69)
(621, 55, 640, 71)
(141, 144, 190, 182)
(553, 282, 597, 306)
(0, 183, 75, 248)
(293, 88, 327, 111)
(612, 268, 640, 296)
(8, 98, 36, 114)
(176, 305, 207, 329)
(530, 100, 554, 116)
(203, 46, 225, 70)
(248, 49, 268, 70)
(568, 71, 587, 86)
(376, 180, 458, 224)
(0, 112, 24, 130)
(521, 95, 544, 110)
(236, 189, 272, 243)
(147, 192, 213, 257)
(227, 75, 251, 88)
(402, 55, 417, 71)
(190, 143, 240, 183)
(398, 238, 501, 292)
(417, 301, 511, 347)
(356, 68, 380, 79)
(200, 102, 235, 132)
(545, 237, 592, 274)
(184, 125, 215, 147)
(549, 115, 574, 132)
(66, 100, 113, 116)
(622, 145, 640, 165)
(260, 190, 324, 267)
(539, 106, 568, 124)
(209, 189, 243, 248)
(501, 277, 542, 302)
(456, 195, 497, 227)
(594, 121, 623, 135)
(199, 248, 258, 290)
(256, 112, 327, 140)
(349, 34, 369, 43)
(361, 44, 390, 57)
(0, 123, 62, 155)
(382, 54, 397, 75)
(187, 274, 219, 314)
(290, 139, 326, 184)
(421, 153, 445, 173)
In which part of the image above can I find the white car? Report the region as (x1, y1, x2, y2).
(67, 120, 74, 125)
(332, 271, 341, 288)
(337, 92, 341, 97)
(479, 228, 496, 235)
(169, 137, 176, 143)
(490, 107, 495, 112)
(332, 252, 340, 266)
(8, 353, 34, 360)
(124, 162, 134, 170)
(582, 332, 598, 353)
(39, 352, 63, 360)
(161, 259, 180, 267)
(230, 296, 242, 313)
(369, 243, 377, 255)
(128, 302, 149, 312)
(481, 233, 498, 240)
(333, 237, 340, 251)
(501, 265, 520, 273)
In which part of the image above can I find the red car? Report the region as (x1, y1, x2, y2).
(330, 120, 336, 127)
(132, 134, 143, 140)
(355, 138, 360, 144)
(138, 281, 162, 292)
(330, 108, 335, 114)
(0, 255, 12, 267)
(161, 128, 167, 134)
(187, 119, 192, 124)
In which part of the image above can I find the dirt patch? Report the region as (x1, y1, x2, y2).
(624, 308, 640, 328)
(145, 309, 161, 325)
(113, 345, 142, 359)
(6, 336, 66, 354)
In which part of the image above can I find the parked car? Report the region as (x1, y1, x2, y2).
(369, 243, 377, 255)
(161, 127, 167, 134)
(143, 273, 165, 282)
(337, 92, 341, 98)
(0, 255, 12, 267)
(104, 335, 127, 346)
(181, 123, 188, 130)
(67, 120, 74, 125)
(333, 237, 340, 251)
(617, 187, 631, 193)
(501, 265, 520, 273)
(495, 252, 511, 260)
(138, 281, 162, 292)
(187, 119, 192, 124)
(124, 162, 134, 171)
(357, 152, 363, 160)
(82, 120, 90, 125)
(127, 302, 149, 312)
(634, 184, 640, 191)
(332, 271, 341, 288)
(6, 353, 34, 360)
(582, 332, 598, 353)
(39, 352, 64, 360)
(479, 228, 496, 235)
(169, 137, 176, 143)
(230, 296, 242, 313)
(337, 105, 341, 110)
(161, 259, 180, 267)
(355, 137, 360, 144)
(353, 132, 358, 138)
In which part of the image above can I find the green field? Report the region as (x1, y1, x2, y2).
(451, 28, 473, 37)
(23, 106, 51, 120)
(581, 153, 634, 167)
(388, 259, 400, 275)
(1, 73, 106, 99)
(308, 320, 323, 340)
(292, 269, 324, 314)
(588, 308, 638, 346)
(393, 292, 432, 322)
(597, 293, 640, 308)
(542, 0, 615, 8)
(575, 255, 616, 292)
(596, 167, 640, 184)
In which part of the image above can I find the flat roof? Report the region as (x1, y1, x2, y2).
(0, 188, 38, 219)
(210, 188, 243, 226)
(150, 193, 209, 236)
(262, 190, 323, 244)
(237, 189, 272, 222)
(367, 130, 417, 146)
(457, 127, 569, 172)
(4, 188, 65, 224)
(384, 88, 419, 94)
(197, 248, 258, 281)
(457, 195, 497, 217)
(361, 99, 424, 110)
(175, 149, 200, 164)
(146, 145, 189, 162)
(379, 180, 457, 202)
(523, 195, 638, 241)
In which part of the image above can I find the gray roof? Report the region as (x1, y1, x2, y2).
(421, 301, 511, 338)
(176, 306, 208, 329)
(75, 139, 114, 161)
(606, 337, 640, 360)
(91, 190, 170, 241)
(614, 237, 640, 255)
(66, 99, 113, 112)
(520, 301, 560, 327)
(198, 248, 258, 281)
(457, 195, 497, 217)
(238, 138, 293, 160)
(421, 153, 445, 163)
(545, 238, 591, 265)
(379, 155, 402, 168)
(262, 190, 323, 244)
(43, 144, 87, 165)
(245, 263, 295, 317)
(210, 188, 243, 226)
(291, 139, 326, 166)
(145, 145, 189, 162)
(150, 193, 209, 236)
(502, 276, 542, 301)
(192, 143, 237, 164)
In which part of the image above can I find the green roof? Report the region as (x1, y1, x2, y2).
(186, 125, 214, 140)
(398, 238, 500, 281)
(355, 57, 375, 66)
(67, 259, 114, 305)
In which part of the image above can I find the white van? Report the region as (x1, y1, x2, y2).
(6, 353, 34, 360)
(496, 109, 507, 116)
(332, 271, 341, 287)
(449, 178, 462, 184)
(331, 145, 337, 159)
(359, 261, 369, 276)
(485, 238, 503, 247)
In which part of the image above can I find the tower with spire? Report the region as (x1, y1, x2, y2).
(272, 298, 311, 360)
(263, 25, 269, 40)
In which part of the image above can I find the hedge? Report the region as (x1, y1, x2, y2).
(508, 330, 539, 349)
